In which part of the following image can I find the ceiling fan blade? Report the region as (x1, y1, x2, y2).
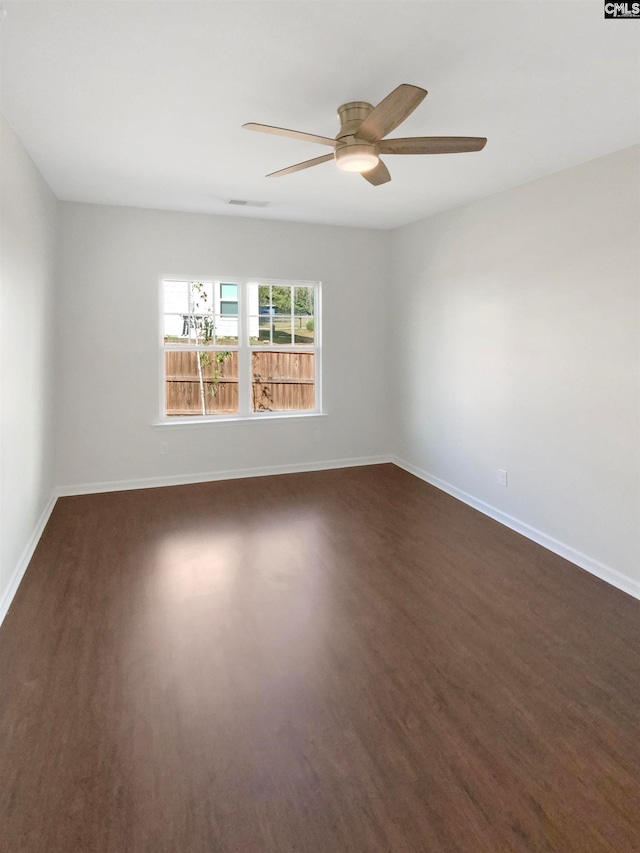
(266, 153, 334, 178)
(380, 136, 487, 155)
(362, 160, 391, 186)
(243, 123, 335, 147)
(356, 84, 428, 143)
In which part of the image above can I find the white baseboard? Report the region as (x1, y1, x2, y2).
(391, 456, 640, 602)
(0, 494, 58, 628)
(56, 455, 393, 497)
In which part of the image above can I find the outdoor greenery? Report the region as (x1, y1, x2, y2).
(259, 284, 314, 316)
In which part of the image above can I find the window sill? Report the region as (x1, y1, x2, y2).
(151, 411, 327, 428)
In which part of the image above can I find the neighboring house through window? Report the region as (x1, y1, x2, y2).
(161, 278, 320, 419)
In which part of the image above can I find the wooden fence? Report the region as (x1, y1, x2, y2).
(165, 350, 314, 415)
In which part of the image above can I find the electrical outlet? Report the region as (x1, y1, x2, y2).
(498, 469, 508, 487)
(160, 441, 168, 455)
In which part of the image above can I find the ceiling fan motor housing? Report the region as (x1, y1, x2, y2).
(336, 101, 374, 138)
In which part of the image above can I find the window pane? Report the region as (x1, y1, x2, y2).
(214, 315, 238, 344)
(272, 316, 292, 345)
(294, 286, 314, 316)
(252, 351, 315, 412)
(248, 316, 260, 344)
(193, 315, 214, 345)
(294, 316, 314, 344)
(190, 281, 214, 316)
(247, 283, 260, 317)
(272, 285, 291, 314)
(163, 280, 189, 314)
(165, 351, 238, 416)
(220, 283, 237, 300)
(192, 281, 214, 345)
(258, 284, 270, 308)
(258, 316, 272, 344)
(164, 313, 195, 345)
(219, 302, 238, 316)
(163, 282, 195, 344)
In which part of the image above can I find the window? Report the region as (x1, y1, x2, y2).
(161, 278, 320, 420)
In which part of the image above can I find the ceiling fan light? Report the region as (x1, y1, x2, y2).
(335, 141, 379, 173)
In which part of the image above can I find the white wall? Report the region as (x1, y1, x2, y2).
(391, 146, 640, 587)
(0, 115, 58, 613)
(55, 203, 392, 488)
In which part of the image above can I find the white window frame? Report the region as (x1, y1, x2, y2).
(158, 277, 322, 423)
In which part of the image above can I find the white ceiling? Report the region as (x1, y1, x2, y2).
(1, 1, 639, 230)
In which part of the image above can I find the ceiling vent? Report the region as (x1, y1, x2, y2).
(225, 199, 270, 208)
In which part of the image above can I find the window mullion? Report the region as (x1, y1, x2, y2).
(239, 281, 252, 416)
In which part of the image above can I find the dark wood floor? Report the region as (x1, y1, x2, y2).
(1, 464, 639, 852)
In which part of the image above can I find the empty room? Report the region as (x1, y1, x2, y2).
(1, 1, 639, 850)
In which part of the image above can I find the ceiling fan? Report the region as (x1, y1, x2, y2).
(243, 84, 487, 186)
